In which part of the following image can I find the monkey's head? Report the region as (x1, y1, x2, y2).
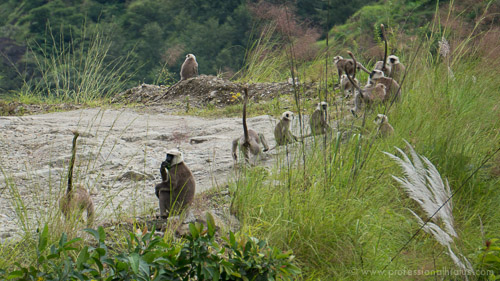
(370, 69, 385, 80)
(374, 114, 388, 125)
(185, 54, 196, 61)
(375, 83, 387, 92)
(316, 101, 328, 111)
(333, 56, 343, 65)
(281, 111, 294, 121)
(162, 149, 184, 169)
(388, 55, 399, 65)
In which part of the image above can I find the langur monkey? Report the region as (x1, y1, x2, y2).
(388, 55, 405, 83)
(180, 54, 198, 80)
(374, 114, 394, 137)
(274, 111, 298, 146)
(155, 149, 196, 218)
(60, 131, 94, 226)
(232, 88, 269, 163)
(345, 51, 388, 115)
(340, 74, 359, 98)
(369, 69, 401, 102)
(309, 101, 332, 136)
(334, 55, 370, 83)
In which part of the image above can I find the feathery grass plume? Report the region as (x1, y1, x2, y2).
(384, 140, 472, 271)
(438, 36, 450, 58)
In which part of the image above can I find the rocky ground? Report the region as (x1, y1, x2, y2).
(0, 106, 307, 241)
(0, 75, 353, 241)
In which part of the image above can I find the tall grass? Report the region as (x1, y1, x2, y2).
(0, 109, 155, 270)
(231, 10, 500, 280)
(18, 26, 134, 104)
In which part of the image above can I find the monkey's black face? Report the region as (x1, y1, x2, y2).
(322, 104, 327, 110)
(162, 154, 175, 169)
(390, 58, 396, 64)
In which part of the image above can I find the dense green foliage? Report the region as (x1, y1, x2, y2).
(0, 0, 375, 98)
(0, 214, 300, 280)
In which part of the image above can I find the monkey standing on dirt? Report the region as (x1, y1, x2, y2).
(180, 54, 198, 80)
(274, 111, 298, 146)
(232, 88, 270, 163)
(60, 131, 94, 226)
(155, 149, 196, 218)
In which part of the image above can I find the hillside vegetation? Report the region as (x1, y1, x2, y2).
(0, 0, 373, 98)
(1, 0, 500, 280)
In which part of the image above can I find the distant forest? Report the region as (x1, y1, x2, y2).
(0, 0, 373, 95)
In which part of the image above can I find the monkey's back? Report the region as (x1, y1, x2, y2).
(180, 59, 198, 80)
(390, 63, 405, 83)
(375, 77, 401, 102)
(170, 163, 196, 208)
(60, 185, 94, 222)
(310, 109, 326, 135)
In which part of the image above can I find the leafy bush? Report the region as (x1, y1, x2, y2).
(476, 238, 500, 280)
(0, 213, 300, 280)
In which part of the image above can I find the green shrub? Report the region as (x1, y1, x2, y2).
(1, 213, 300, 280)
(476, 238, 500, 280)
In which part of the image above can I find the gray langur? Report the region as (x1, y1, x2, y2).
(155, 150, 196, 218)
(345, 51, 388, 116)
(180, 54, 198, 80)
(334, 55, 370, 83)
(60, 131, 94, 226)
(388, 55, 405, 83)
(374, 114, 394, 137)
(340, 74, 359, 98)
(309, 101, 332, 136)
(369, 69, 401, 102)
(274, 111, 298, 146)
(232, 88, 269, 163)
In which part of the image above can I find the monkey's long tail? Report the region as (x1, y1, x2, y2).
(381, 24, 388, 73)
(347, 52, 364, 94)
(242, 87, 250, 146)
(67, 131, 79, 194)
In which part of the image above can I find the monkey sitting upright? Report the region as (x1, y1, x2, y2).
(374, 114, 394, 138)
(180, 54, 198, 80)
(309, 102, 332, 136)
(60, 131, 94, 226)
(274, 111, 298, 146)
(388, 55, 405, 83)
(155, 149, 196, 218)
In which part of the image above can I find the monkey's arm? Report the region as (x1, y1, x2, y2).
(160, 163, 170, 182)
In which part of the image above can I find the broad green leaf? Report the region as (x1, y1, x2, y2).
(76, 246, 90, 270)
(206, 212, 216, 237)
(38, 224, 49, 252)
(129, 252, 140, 274)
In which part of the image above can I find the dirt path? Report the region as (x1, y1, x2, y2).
(0, 107, 285, 240)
